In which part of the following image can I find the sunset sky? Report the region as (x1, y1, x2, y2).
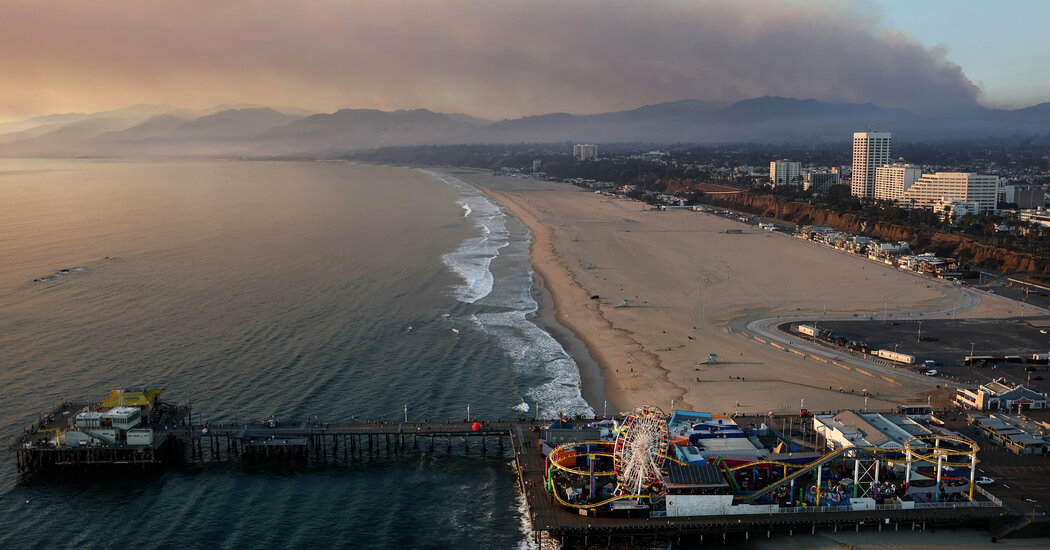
(3, 0, 1048, 122)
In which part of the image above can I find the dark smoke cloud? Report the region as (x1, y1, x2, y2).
(0, 0, 979, 121)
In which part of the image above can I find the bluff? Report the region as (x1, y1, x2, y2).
(702, 192, 1050, 273)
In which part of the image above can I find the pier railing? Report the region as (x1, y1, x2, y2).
(973, 485, 1004, 506)
(761, 500, 1000, 516)
(652, 499, 1001, 519)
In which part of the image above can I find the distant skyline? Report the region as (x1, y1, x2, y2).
(2, 0, 1048, 123)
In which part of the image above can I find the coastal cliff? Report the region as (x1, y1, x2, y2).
(702, 192, 1050, 273)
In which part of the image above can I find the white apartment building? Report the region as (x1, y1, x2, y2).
(769, 160, 801, 186)
(874, 164, 921, 201)
(934, 199, 981, 221)
(851, 132, 891, 198)
(900, 172, 1000, 213)
(803, 170, 842, 193)
(573, 144, 597, 161)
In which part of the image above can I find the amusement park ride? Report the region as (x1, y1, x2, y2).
(544, 405, 983, 515)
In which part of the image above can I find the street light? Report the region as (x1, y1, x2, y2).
(970, 342, 976, 365)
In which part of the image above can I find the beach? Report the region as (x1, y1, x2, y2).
(450, 170, 1021, 415)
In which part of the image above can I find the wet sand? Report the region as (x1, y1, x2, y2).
(529, 269, 608, 415)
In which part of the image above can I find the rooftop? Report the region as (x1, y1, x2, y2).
(817, 411, 922, 449)
(665, 463, 730, 490)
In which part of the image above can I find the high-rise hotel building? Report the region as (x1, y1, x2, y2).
(851, 132, 891, 198)
(573, 144, 597, 161)
(900, 172, 1000, 213)
(769, 160, 801, 187)
(874, 164, 922, 201)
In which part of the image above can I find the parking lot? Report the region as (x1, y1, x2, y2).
(981, 282, 1050, 312)
(811, 317, 1050, 390)
(940, 413, 1050, 518)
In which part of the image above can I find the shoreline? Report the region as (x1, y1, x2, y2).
(452, 170, 642, 413)
(448, 168, 1021, 415)
(529, 269, 608, 416)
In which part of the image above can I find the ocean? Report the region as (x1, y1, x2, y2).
(0, 160, 592, 549)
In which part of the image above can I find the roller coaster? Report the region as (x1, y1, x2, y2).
(544, 408, 981, 512)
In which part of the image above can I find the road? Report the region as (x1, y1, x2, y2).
(745, 285, 991, 391)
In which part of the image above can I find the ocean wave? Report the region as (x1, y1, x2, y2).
(424, 170, 509, 304)
(423, 169, 593, 419)
(514, 475, 539, 550)
(476, 300, 593, 419)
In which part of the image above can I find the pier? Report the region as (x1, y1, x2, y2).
(11, 401, 530, 469)
(508, 422, 1008, 547)
(10, 399, 1043, 546)
(172, 419, 524, 461)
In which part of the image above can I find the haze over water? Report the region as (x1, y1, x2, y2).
(0, 160, 589, 548)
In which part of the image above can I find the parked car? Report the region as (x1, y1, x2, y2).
(976, 476, 995, 485)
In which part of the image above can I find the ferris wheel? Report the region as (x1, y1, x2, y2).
(613, 405, 670, 495)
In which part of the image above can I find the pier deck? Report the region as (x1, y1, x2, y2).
(13, 411, 1033, 543)
(507, 423, 1006, 545)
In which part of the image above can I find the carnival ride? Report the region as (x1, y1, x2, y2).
(543, 406, 984, 513)
(613, 405, 670, 496)
(546, 406, 672, 510)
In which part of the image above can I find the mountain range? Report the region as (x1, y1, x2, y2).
(1, 97, 1048, 158)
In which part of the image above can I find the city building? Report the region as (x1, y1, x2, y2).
(933, 198, 981, 222)
(769, 160, 801, 187)
(803, 169, 841, 193)
(1001, 184, 1045, 209)
(874, 164, 921, 201)
(955, 378, 1047, 411)
(851, 132, 891, 197)
(900, 172, 1000, 213)
(1019, 207, 1050, 228)
(573, 144, 597, 161)
(643, 150, 669, 162)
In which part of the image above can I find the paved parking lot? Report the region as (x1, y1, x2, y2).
(811, 318, 1050, 391)
(981, 282, 1050, 312)
(940, 415, 1050, 517)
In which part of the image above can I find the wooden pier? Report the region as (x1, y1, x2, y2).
(11, 412, 1021, 546)
(169, 419, 527, 462)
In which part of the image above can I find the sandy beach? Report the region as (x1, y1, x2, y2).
(450, 170, 1021, 416)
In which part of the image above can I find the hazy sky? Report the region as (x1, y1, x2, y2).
(2, 0, 1047, 122)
